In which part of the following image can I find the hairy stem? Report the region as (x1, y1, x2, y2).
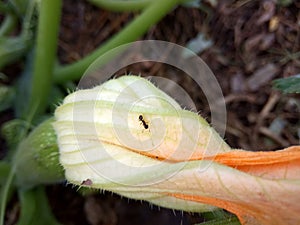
(25, 0, 61, 119)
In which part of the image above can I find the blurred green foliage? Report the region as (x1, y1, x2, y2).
(273, 75, 300, 94)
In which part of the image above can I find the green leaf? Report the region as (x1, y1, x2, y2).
(276, 0, 293, 7)
(1, 119, 30, 152)
(0, 84, 15, 112)
(14, 48, 34, 118)
(0, 36, 32, 69)
(195, 215, 240, 225)
(8, 0, 32, 17)
(197, 210, 240, 225)
(272, 75, 300, 94)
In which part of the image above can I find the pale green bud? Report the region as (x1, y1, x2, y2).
(53, 75, 230, 212)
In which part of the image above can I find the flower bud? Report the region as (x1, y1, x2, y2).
(53, 75, 230, 211)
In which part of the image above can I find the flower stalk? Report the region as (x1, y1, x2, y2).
(25, 0, 61, 119)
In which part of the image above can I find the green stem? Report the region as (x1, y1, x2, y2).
(0, 166, 15, 225)
(0, 161, 10, 184)
(54, 0, 180, 83)
(20, 0, 35, 38)
(17, 187, 61, 225)
(88, 0, 192, 11)
(87, 0, 151, 11)
(17, 189, 36, 225)
(26, 0, 61, 119)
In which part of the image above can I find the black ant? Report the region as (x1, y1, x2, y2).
(139, 115, 149, 129)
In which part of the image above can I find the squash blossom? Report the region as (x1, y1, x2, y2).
(54, 75, 300, 225)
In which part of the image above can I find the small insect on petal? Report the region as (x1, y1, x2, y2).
(138, 115, 149, 129)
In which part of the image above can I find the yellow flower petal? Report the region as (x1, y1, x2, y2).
(54, 75, 300, 225)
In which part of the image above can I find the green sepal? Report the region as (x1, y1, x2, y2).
(1, 119, 30, 153)
(13, 118, 64, 189)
